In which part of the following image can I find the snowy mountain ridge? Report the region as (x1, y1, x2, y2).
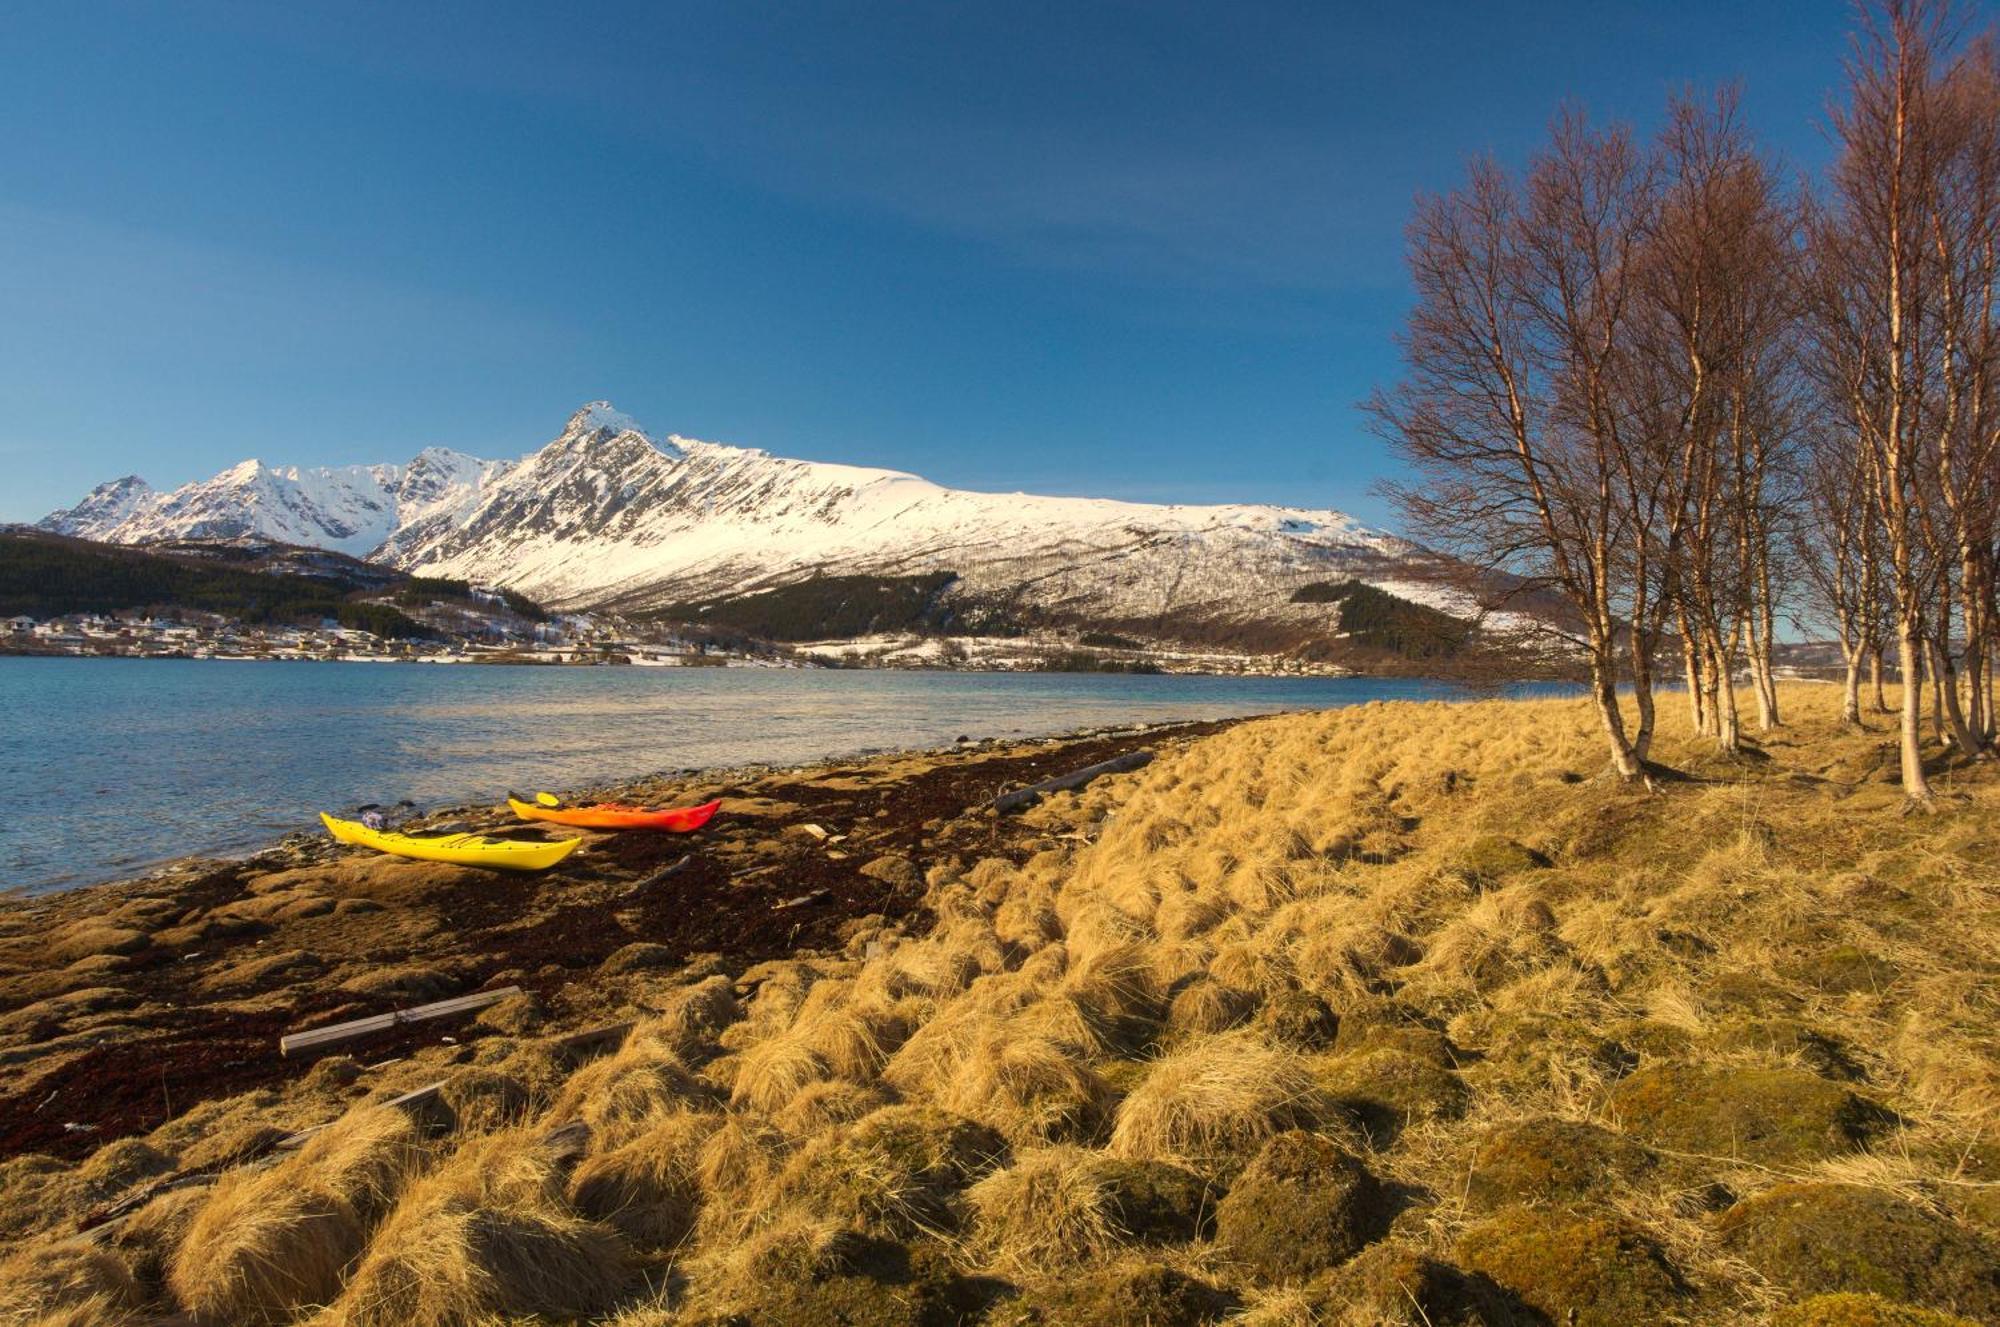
(41, 402, 1462, 653)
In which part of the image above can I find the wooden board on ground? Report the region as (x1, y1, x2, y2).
(278, 985, 523, 1056)
(992, 749, 1153, 814)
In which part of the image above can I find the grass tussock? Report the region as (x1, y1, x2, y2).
(1107, 1030, 1325, 1170)
(317, 1128, 634, 1327)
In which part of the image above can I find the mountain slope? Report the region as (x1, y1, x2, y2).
(41, 402, 1470, 655)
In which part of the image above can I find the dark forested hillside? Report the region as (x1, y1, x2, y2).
(649, 571, 1023, 641)
(0, 531, 433, 635)
(1290, 579, 1471, 659)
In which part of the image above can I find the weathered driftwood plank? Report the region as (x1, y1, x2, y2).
(551, 1021, 633, 1062)
(992, 749, 1153, 814)
(279, 986, 523, 1057)
(81, 1171, 221, 1235)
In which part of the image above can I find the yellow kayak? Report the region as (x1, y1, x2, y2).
(319, 813, 582, 871)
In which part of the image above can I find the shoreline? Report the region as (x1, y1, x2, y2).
(0, 715, 1245, 1161)
(8, 665, 1471, 898)
(6, 711, 1278, 902)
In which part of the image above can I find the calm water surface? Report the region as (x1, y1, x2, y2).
(1, 658, 1496, 894)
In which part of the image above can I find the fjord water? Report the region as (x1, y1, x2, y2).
(2, 657, 1476, 894)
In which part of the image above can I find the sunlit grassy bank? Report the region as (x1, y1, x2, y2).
(4, 685, 1999, 1325)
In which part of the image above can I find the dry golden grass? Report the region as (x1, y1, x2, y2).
(164, 1105, 428, 1325)
(965, 1145, 1124, 1277)
(316, 1128, 633, 1327)
(21, 684, 2000, 1326)
(1107, 1030, 1325, 1168)
(0, 1240, 140, 1325)
(567, 1112, 715, 1249)
(939, 1031, 1113, 1146)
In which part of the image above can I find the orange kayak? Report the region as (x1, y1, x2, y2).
(507, 794, 722, 833)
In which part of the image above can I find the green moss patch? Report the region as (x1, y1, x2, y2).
(1607, 1062, 1888, 1165)
(1781, 945, 1901, 996)
(1452, 835, 1549, 887)
(1324, 1244, 1529, 1326)
(1083, 1157, 1215, 1243)
(1312, 1047, 1470, 1144)
(1770, 1293, 1983, 1326)
(1457, 1207, 1684, 1327)
(771, 1106, 1009, 1238)
(1253, 988, 1338, 1049)
(731, 1233, 1004, 1327)
(1465, 1117, 1655, 1210)
(1330, 1002, 1451, 1058)
(1717, 1183, 2000, 1318)
(1213, 1130, 1393, 1281)
(1714, 1017, 1867, 1081)
(1704, 968, 1806, 1014)
(993, 1261, 1237, 1326)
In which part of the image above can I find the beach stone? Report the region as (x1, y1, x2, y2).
(1458, 1207, 1684, 1327)
(1214, 1130, 1392, 1280)
(1717, 1183, 2000, 1317)
(860, 855, 923, 891)
(1607, 1063, 1887, 1165)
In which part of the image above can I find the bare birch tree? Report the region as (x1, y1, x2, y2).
(1370, 113, 1656, 782)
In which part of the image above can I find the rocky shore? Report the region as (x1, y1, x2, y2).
(0, 719, 1231, 1170)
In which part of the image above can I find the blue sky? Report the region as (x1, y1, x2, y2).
(3, 1, 1849, 526)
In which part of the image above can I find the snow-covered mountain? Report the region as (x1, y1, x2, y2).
(41, 448, 507, 558)
(41, 402, 1463, 649)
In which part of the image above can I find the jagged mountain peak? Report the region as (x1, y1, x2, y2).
(540, 400, 684, 466)
(567, 400, 642, 437)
